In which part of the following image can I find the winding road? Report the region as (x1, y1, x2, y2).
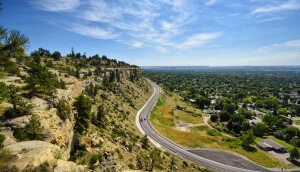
(136, 80, 274, 172)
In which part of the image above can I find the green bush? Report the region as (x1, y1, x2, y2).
(128, 163, 134, 169)
(56, 98, 71, 120)
(13, 128, 29, 141)
(23, 161, 52, 172)
(163, 151, 170, 157)
(0, 135, 3, 148)
(182, 161, 189, 168)
(89, 154, 102, 170)
(227, 141, 240, 149)
(128, 144, 133, 153)
(53, 149, 62, 159)
(207, 129, 222, 136)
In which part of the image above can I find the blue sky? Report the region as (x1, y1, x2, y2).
(1, 0, 300, 66)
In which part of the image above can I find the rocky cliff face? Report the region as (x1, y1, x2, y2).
(106, 68, 143, 82)
(0, 66, 150, 171)
(1, 75, 83, 171)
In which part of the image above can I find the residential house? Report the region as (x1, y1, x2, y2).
(257, 139, 287, 153)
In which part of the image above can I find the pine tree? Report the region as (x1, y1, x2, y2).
(73, 94, 92, 134)
(26, 114, 44, 140)
(141, 135, 149, 150)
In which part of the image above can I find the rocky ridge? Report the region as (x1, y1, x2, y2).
(0, 65, 150, 171)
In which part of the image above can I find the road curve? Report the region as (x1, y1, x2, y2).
(137, 80, 272, 172)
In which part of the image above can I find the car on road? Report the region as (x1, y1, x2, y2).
(140, 118, 143, 122)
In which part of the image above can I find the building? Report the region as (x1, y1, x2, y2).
(257, 139, 287, 153)
(204, 110, 220, 115)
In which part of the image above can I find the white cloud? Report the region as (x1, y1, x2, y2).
(29, 0, 222, 50)
(69, 25, 119, 39)
(29, 0, 80, 12)
(156, 46, 169, 53)
(258, 17, 284, 22)
(252, 0, 300, 14)
(161, 21, 174, 31)
(177, 32, 221, 49)
(258, 39, 300, 52)
(131, 41, 144, 48)
(205, 0, 217, 6)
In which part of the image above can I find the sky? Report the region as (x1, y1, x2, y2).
(1, 0, 300, 66)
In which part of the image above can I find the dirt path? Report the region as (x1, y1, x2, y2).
(173, 115, 234, 138)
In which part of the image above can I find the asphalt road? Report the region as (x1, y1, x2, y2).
(138, 80, 272, 172)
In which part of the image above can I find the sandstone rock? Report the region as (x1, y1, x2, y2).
(5, 141, 60, 170)
(5, 115, 30, 128)
(0, 127, 17, 146)
(30, 97, 49, 111)
(62, 77, 77, 85)
(91, 137, 100, 147)
(0, 76, 22, 85)
(173, 165, 179, 171)
(54, 159, 86, 172)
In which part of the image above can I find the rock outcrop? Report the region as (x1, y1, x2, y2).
(0, 65, 147, 171)
(105, 68, 143, 82)
(4, 141, 85, 171)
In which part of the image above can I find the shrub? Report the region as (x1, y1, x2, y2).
(53, 149, 62, 159)
(56, 97, 71, 120)
(128, 163, 134, 169)
(89, 154, 102, 170)
(227, 140, 240, 149)
(0, 134, 5, 149)
(13, 128, 29, 141)
(128, 144, 133, 153)
(164, 151, 170, 157)
(0, 149, 15, 168)
(22, 161, 52, 172)
(207, 129, 222, 136)
(182, 161, 189, 168)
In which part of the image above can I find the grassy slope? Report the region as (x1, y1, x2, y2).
(150, 92, 290, 169)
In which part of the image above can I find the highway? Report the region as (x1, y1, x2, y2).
(137, 80, 271, 172)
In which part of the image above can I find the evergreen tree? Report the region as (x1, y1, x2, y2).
(25, 62, 59, 96)
(51, 51, 61, 61)
(73, 94, 92, 134)
(241, 130, 255, 148)
(141, 135, 149, 150)
(95, 104, 107, 128)
(290, 147, 300, 160)
(149, 149, 161, 172)
(8, 85, 21, 117)
(26, 114, 44, 140)
(0, 82, 8, 102)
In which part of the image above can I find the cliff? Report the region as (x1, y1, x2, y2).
(0, 62, 151, 171)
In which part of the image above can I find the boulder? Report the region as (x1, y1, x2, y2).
(5, 116, 30, 128)
(0, 127, 17, 146)
(54, 159, 86, 172)
(4, 141, 60, 170)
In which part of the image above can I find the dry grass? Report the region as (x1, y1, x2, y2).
(149, 93, 290, 168)
(174, 110, 203, 124)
